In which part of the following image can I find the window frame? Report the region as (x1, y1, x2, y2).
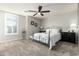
(5, 13, 19, 35)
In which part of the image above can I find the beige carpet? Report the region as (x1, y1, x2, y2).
(0, 39, 78, 56)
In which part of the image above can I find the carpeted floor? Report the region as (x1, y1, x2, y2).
(0, 39, 78, 56)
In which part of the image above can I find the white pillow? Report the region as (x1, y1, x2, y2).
(46, 29, 50, 34)
(46, 29, 59, 34)
(50, 29, 59, 33)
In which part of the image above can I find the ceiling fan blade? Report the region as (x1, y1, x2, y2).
(33, 13, 37, 16)
(38, 6, 42, 12)
(41, 10, 50, 13)
(25, 10, 37, 12)
(40, 13, 44, 16)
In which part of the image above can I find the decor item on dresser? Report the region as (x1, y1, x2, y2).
(40, 26, 44, 31)
(34, 23, 38, 27)
(61, 32, 77, 44)
(33, 29, 61, 49)
(31, 21, 34, 25)
(39, 26, 45, 32)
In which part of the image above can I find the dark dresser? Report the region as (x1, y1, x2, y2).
(39, 31, 45, 33)
(61, 32, 77, 43)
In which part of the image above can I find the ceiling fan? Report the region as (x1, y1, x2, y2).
(24, 5, 50, 16)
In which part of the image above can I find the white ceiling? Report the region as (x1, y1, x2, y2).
(0, 3, 77, 18)
(0, 3, 52, 16)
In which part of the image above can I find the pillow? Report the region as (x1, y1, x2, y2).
(46, 29, 50, 34)
(46, 29, 59, 34)
(50, 29, 59, 33)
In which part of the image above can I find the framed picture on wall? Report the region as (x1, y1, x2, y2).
(35, 23, 38, 27)
(31, 21, 34, 25)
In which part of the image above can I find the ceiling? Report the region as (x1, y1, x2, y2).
(0, 3, 52, 16)
(0, 3, 77, 18)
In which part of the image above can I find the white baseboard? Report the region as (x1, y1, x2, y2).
(0, 38, 22, 43)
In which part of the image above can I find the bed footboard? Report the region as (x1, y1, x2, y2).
(49, 33, 61, 49)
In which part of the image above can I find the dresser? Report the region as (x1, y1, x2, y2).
(39, 30, 46, 33)
(61, 32, 77, 43)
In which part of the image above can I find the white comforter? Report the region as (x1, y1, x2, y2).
(33, 32, 61, 49)
(49, 33, 61, 49)
(34, 33, 48, 44)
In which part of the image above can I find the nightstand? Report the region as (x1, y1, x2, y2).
(39, 31, 46, 33)
(61, 32, 77, 43)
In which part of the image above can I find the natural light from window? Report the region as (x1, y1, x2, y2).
(5, 13, 18, 35)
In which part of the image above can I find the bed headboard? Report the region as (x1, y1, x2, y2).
(46, 28, 60, 34)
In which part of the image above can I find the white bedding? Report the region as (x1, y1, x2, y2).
(34, 33, 48, 44)
(33, 29, 61, 49)
(49, 33, 61, 49)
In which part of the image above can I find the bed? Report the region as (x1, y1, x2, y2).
(33, 29, 61, 49)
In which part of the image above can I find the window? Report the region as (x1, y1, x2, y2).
(5, 13, 18, 35)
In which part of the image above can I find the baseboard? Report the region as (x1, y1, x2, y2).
(0, 38, 22, 43)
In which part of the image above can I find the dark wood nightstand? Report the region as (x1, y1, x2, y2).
(39, 31, 46, 33)
(61, 32, 77, 43)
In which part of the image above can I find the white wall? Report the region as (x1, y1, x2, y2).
(78, 4, 79, 44)
(0, 11, 26, 42)
(26, 16, 41, 39)
(41, 4, 78, 32)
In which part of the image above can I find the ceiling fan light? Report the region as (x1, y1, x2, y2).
(38, 13, 40, 15)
